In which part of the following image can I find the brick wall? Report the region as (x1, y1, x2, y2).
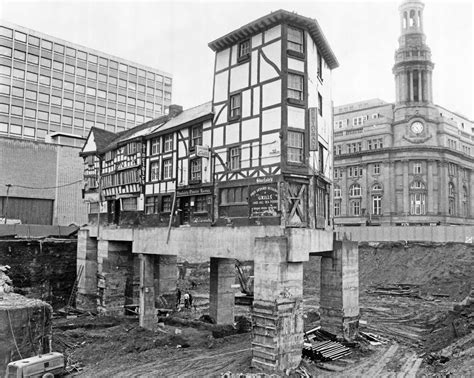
(0, 238, 77, 308)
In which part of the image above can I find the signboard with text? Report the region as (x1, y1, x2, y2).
(249, 183, 279, 217)
(309, 107, 318, 151)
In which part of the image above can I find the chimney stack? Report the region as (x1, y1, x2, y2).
(168, 104, 183, 117)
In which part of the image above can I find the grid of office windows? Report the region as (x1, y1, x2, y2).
(0, 23, 172, 141)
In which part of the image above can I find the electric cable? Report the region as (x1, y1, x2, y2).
(5, 179, 82, 190)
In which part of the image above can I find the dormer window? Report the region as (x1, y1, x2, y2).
(238, 40, 250, 62)
(288, 26, 304, 54)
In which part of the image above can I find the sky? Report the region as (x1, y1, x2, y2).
(1, 0, 473, 119)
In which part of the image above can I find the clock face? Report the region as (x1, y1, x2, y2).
(411, 121, 424, 134)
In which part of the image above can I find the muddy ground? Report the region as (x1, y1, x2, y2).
(52, 242, 473, 376)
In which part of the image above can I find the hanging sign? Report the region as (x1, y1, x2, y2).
(309, 107, 318, 151)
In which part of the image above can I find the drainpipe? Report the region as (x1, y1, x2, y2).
(3, 184, 11, 224)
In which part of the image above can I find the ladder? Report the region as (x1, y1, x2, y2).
(66, 264, 84, 314)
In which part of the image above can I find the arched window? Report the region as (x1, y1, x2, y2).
(448, 182, 456, 215)
(410, 10, 416, 27)
(349, 183, 361, 197)
(409, 180, 426, 215)
(411, 181, 425, 190)
(372, 183, 383, 191)
(334, 186, 341, 199)
(403, 11, 408, 29)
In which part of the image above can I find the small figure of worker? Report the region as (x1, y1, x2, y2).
(176, 288, 181, 308)
(183, 292, 190, 309)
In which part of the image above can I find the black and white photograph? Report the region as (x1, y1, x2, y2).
(0, 0, 472, 376)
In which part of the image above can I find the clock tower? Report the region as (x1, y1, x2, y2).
(393, 0, 438, 140)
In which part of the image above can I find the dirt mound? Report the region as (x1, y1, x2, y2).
(359, 242, 473, 300)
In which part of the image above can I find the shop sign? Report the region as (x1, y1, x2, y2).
(309, 107, 318, 151)
(176, 187, 212, 197)
(249, 183, 279, 217)
(256, 177, 273, 184)
(196, 145, 210, 158)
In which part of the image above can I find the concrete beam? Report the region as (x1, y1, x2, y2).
(83, 225, 333, 263)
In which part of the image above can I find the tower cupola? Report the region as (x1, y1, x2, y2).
(393, 0, 434, 105)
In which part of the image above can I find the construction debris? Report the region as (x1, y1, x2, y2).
(302, 327, 352, 362)
(366, 284, 420, 298)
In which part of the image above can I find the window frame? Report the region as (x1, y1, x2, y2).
(190, 125, 203, 149)
(162, 158, 173, 180)
(238, 39, 251, 62)
(229, 92, 242, 121)
(228, 146, 241, 170)
(190, 157, 202, 182)
(149, 160, 160, 181)
(287, 130, 304, 163)
(287, 73, 304, 103)
(287, 26, 304, 55)
(163, 134, 173, 153)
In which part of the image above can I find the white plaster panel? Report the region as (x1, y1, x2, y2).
(288, 57, 304, 72)
(260, 52, 279, 82)
(261, 155, 280, 166)
(262, 107, 281, 133)
(168, 182, 175, 191)
(82, 133, 96, 153)
(264, 25, 281, 43)
(230, 62, 249, 92)
(242, 89, 251, 118)
(216, 48, 230, 71)
(213, 71, 229, 103)
(230, 45, 238, 66)
(213, 126, 224, 147)
(252, 144, 260, 166)
(261, 132, 280, 160)
(262, 40, 281, 71)
(251, 50, 259, 86)
(202, 129, 211, 147)
(241, 143, 250, 168)
(288, 106, 305, 130)
(154, 183, 159, 193)
(241, 117, 260, 142)
(145, 184, 152, 195)
(226, 123, 240, 145)
(252, 33, 262, 48)
(253, 87, 260, 116)
(214, 103, 227, 126)
(262, 80, 281, 108)
(178, 140, 186, 156)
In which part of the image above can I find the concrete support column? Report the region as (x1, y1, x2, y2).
(139, 253, 156, 329)
(209, 257, 235, 324)
(76, 229, 98, 311)
(97, 240, 134, 315)
(320, 238, 359, 341)
(154, 255, 178, 307)
(409, 71, 414, 101)
(252, 236, 303, 372)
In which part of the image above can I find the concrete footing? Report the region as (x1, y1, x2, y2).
(251, 236, 304, 371)
(320, 238, 359, 341)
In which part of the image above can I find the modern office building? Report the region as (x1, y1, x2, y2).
(0, 21, 172, 225)
(333, 0, 474, 226)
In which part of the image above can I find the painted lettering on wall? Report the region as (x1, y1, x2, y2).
(249, 183, 279, 217)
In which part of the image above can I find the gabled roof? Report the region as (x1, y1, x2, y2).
(147, 102, 213, 138)
(82, 102, 214, 155)
(79, 127, 117, 156)
(208, 9, 339, 69)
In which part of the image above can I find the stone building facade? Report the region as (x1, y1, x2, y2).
(333, 0, 474, 226)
